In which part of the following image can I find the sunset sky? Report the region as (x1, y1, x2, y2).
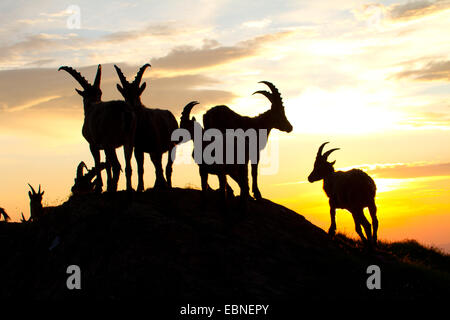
(0, 0, 449, 251)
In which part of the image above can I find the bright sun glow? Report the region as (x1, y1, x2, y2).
(285, 87, 401, 134)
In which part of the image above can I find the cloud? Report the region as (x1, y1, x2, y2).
(151, 31, 294, 71)
(0, 33, 81, 65)
(101, 22, 185, 43)
(0, 63, 235, 118)
(400, 110, 450, 128)
(366, 162, 450, 178)
(389, 0, 450, 21)
(394, 60, 450, 81)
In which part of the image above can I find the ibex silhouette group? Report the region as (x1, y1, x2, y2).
(7, 63, 379, 246)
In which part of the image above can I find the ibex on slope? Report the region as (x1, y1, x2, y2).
(114, 64, 179, 191)
(71, 161, 109, 196)
(308, 142, 378, 244)
(202, 81, 293, 200)
(0, 207, 10, 222)
(27, 184, 54, 222)
(59, 65, 136, 192)
(180, 101, 237, 198)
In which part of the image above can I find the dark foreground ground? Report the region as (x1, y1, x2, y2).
(0, 188, 448, 300)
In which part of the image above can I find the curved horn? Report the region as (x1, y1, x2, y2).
(258, 81, 282, 108)
(317, 142, 329, 157)
(133, 63, 151, 86)
(114, 64, 129, 86)
(181, 101, 199, 121)
(258, 81, 278, 94)
(93, 64, 101, 89)
(76, 161, 88, 179)
(28, 183, 36, 195)
(323, 148, 340, 160)
(252, 90, 273, 102)
(58, 66, 91, 89)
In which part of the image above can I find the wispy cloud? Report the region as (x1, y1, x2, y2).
(394, 59, 450, 81)
(151, 31, 295, 72)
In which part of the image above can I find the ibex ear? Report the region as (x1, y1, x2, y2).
(330, 160, 336, 166)
(116, 84, 124, 95)
(139, 82, 146, 95)
(192, 116, 196, 121)
(75, 88, 84, 96)
(41, 191, 45, 196)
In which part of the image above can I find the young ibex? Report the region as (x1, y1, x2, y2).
(59, 65, 136, 192)
(202, 81, 293, 200)
(308, 142, 378, 244)
(27, 184, 53, 222)
(71, 161, 109, 196)
(0, 207, 10, 222)
(114, 64, 179, 191)
(180, 101, 237, 198)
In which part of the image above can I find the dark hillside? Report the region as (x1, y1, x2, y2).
(0, 188, 448, 300)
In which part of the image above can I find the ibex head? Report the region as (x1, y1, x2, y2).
(253, 81, 293, 133)
(180, 101, 199, 135)
(59, 64, 102, 102)
(114, 63, 151, 107)
(28, 183, 44, 205)
(308, 142, 340, 182)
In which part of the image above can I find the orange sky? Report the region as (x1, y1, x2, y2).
(0, 0, 449, 252)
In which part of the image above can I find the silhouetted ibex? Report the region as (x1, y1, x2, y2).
(71, 161, 109, 196)
(180, 101, 236, 198)
(27, 184, 53, 222)
(202, 81, 293, 200)
(308, 142, 378, 244)
(59, 65, 136, 192)
(114, 64, 178, 191)
(0, 207, 10, 222)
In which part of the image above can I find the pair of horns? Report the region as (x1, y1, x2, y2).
(28, 183, 43, 195)
(252, 81, 282, 106)
(114, 63, 151, 87)
(58, 65, 101, 90)
(317, 142, 340, 160)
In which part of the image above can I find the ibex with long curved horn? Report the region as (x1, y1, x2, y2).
(308, 142, 378, 245)
(59, 65, 136, 192)
(71, 161, 109, 196)
(0, 207, 10, 222)
(202, 81, 293, 200)
(114, 64, 179, 191)
(180, 101, 236, 197)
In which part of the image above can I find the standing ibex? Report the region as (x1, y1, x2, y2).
(59, 65, 136, 192)
(114, 64, 178, 191)
(308, 142, 378, 245)
(180, 101, 236, 198)
(202, 81, 293, 200)
(0, 207, 10, 222)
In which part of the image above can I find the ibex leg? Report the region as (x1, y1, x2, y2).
(251, 163, 262, 200)
(105, 148, 121, 192)
(89, 145, 103, 193)
(150, 152, 167, 189)
(166, 145, 176, 188)
(124, 143, 134, 191)
(135, 150, 145, 192)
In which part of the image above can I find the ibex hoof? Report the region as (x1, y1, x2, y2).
(253, 189, 262, 200)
